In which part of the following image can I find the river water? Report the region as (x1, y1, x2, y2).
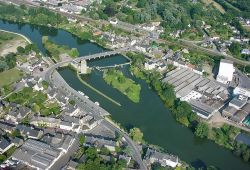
(0, 20, 249, 170)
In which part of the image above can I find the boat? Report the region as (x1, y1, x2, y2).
(85, 95, 89, 99)
(94, 102, 100, 106)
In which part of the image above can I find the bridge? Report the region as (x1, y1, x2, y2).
(74, 47, 130, 62)
(44, 47, 132, 83)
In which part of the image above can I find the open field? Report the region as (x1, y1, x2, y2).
(0, 30, 28, 56)
(202, 0, 226, 13)
(0, 68, 22, 87)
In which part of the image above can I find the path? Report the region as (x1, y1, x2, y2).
(0, 29, 32, 44)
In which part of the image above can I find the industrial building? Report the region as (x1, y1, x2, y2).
(162, 67, 230, 119)
(216, 59, 235, 84)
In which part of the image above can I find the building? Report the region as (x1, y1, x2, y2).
(241, 49, 250, 55)
(162, 67, 229, 119)
(12, 139, 61, 170)
(84, 135, 117, 152)
(222, 95, 249, 124)
(229, 95, 248, 110)
(234, 70, 250, 97)
(30, 117, 60, 128)
(144, 148, 178, 168)
(216, 59, 235, 84)
(144, 61, 157, 70)
(0, 137, 14, 154)
(16, 125, 43, 139)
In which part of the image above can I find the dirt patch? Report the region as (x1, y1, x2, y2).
(0, 39, 27, 56)
(202, 0, 226, 13)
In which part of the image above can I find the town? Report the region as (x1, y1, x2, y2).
(0, 0, 250, 170)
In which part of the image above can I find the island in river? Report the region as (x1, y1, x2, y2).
(103, 69, 141, 103)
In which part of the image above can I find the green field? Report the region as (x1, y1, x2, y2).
(103, 69, 141, 103)
(0, 68, 22, 87)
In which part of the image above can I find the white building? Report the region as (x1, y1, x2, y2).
(144, 62, 157, 70)
(234, 70, 250, 97)
(216, 59, 235, 84)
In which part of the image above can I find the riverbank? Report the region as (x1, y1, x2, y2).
(0, 29, 31, 44)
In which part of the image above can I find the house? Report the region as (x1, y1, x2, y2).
(162, 49, 174, 60)
(109, 18, 118, 25)
(11, 137, 24, 147)
(241, 49, 250, 55)
(16, 125, 43, 139)
(6, 106, 31, 123)
(84, 135, 117, 152)
(144, 61, 157, 70)
(216, 59, 235, 84)
(0, 121, 15, 133)
(144, 148, 178, 168)
(119, 154, 131, 165)
(67, 160, 78, 170)
(30, 116, 60, 128)
(0, 137, 14, 154)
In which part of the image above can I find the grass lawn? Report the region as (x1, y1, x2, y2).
(0, 68, 22, 87)
(103, 69, 141, 103)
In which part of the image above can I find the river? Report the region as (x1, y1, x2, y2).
(0, 20, 249, 170)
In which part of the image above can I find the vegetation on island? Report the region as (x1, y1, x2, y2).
(103, 69, 141, 103)
(42, 36, 79, 61)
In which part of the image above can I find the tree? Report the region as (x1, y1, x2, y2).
(229, 42, 241, 58)
(0, 154, 6, 163)
(79, 135, 85, 145)
(242, 150, 250, 162)
(129, 127, 143, 143)
(0, 60, 8, 72)
(42, 80, 49, 90)
(17, 46, 25, 54)
(85, 147, 98, 160)
(195, 122, 209, 138)
(5, 53, 16, 69)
